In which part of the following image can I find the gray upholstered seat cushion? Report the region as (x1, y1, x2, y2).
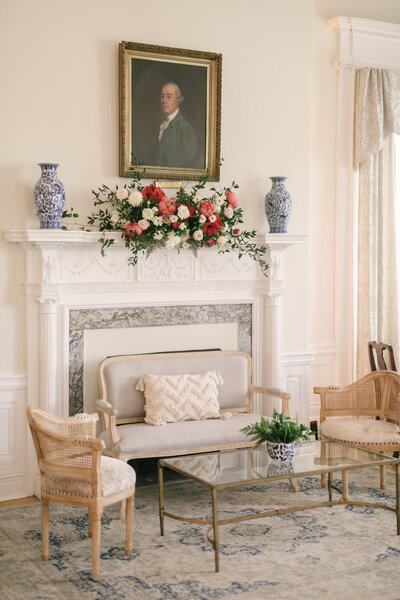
(320, 417, 400, 445)
(42, 455, 136, 498)
(99, 413, 263, 456)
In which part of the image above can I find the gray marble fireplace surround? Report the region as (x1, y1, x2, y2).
(69, 303, 252, 415)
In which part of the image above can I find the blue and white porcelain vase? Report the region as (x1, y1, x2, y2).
(264, 176, 292, 233)
(33, 163, 66, 229)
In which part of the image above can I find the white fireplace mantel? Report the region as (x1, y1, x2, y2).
(6, 228, 306, 496)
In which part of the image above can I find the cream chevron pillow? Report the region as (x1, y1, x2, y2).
(136, 371, 224, 426)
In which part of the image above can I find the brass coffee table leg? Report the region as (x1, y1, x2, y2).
(211, 488, 220, 572)
(328, 471, 333, 502)
(158, 462, 165, 536)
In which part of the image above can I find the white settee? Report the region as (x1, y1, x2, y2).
(96, 350, 290, 462)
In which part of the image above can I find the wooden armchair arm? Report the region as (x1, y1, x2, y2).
(313, 371, 400, 421)
(95, 399, 121, 452)
(251, 385, 291, 416)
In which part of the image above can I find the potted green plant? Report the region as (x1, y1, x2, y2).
(241, 410, 314, 461)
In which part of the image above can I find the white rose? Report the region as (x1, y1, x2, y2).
(170, 215, 178, 223)
(193, 230, 203, 241)
(217, 235, 229, 246)
(165, 236, 180, 249)
(110, 210, 119, 224)
(177, 205, 190, 220)
(209, 214, 217, 223)
(153, 216, 163, 226)
(142, 207, 154, 220)
(138, 219, 150, 230)
(214, 205, 221, 214)
(116, 188, 129, 201)
(179, 222, 187, 230)
(199, 215, 206, 224)
(182, 242, 190, 249)
(224, 206, 234, 218)
(154, 231, 163, 240)
(127, 190, 143, 206)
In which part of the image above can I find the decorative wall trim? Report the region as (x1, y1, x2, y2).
(308, 345, 337, 423)
(0, 375, 27, 391)
(282, 353, 314, 424)
(0, 375, 28, 501)
(327, 16, 400, 42)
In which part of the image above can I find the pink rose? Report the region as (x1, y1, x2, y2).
(124, 222, 143, 238)
(158, 199, 177, 217)
(199, 201, 214, 218)
(225, 191, 239, 208)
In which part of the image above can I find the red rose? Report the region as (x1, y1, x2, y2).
(124, 222, 144, 238)
(171, 221, 180, 229)
(141, 184, 166, 203)
(233, 228, 240, 235)
(204, 239, 215, 247)
(203, 216, 222, 236)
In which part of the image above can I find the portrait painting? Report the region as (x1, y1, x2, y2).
(119, 41, 222, 181)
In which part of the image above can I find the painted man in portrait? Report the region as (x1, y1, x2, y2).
(158, 82, 199, 168)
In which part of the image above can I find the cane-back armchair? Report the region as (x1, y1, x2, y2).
(27, 406, 136, 580)
(315, 371, 400, 498)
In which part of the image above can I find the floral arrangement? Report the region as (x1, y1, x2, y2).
(63, 168, 269, 275)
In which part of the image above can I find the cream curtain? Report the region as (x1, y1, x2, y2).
(355, 68, 400, 376)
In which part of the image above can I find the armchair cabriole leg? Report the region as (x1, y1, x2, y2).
(380, 465, 386, 490)
(41, 498, 49, 561)
(118, 500, 126, 519)
(88, 508, 93, 538)
(342, 470, 349, 501)
(91, 510, 102, 581)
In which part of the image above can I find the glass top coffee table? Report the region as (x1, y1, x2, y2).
(158, 441, 400, 572)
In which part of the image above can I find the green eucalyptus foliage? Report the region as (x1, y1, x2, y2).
(240, 410, 314, 447)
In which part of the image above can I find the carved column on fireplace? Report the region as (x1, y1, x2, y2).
(37, 296, 58, 414)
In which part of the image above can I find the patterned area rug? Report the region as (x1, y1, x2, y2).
(1, 468, 400, 600)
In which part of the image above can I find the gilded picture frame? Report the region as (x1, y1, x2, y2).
(119, 41, 222, 181)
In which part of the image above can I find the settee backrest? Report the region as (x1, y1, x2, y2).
(98, 350, 252, 421)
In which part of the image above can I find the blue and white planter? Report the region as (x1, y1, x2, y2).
(33, 163, 66, 229)
(264, 176, 292, 233)
(266, 441, 296, 462)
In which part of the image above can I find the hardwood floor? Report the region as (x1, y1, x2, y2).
(0, 496, 40, 509)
